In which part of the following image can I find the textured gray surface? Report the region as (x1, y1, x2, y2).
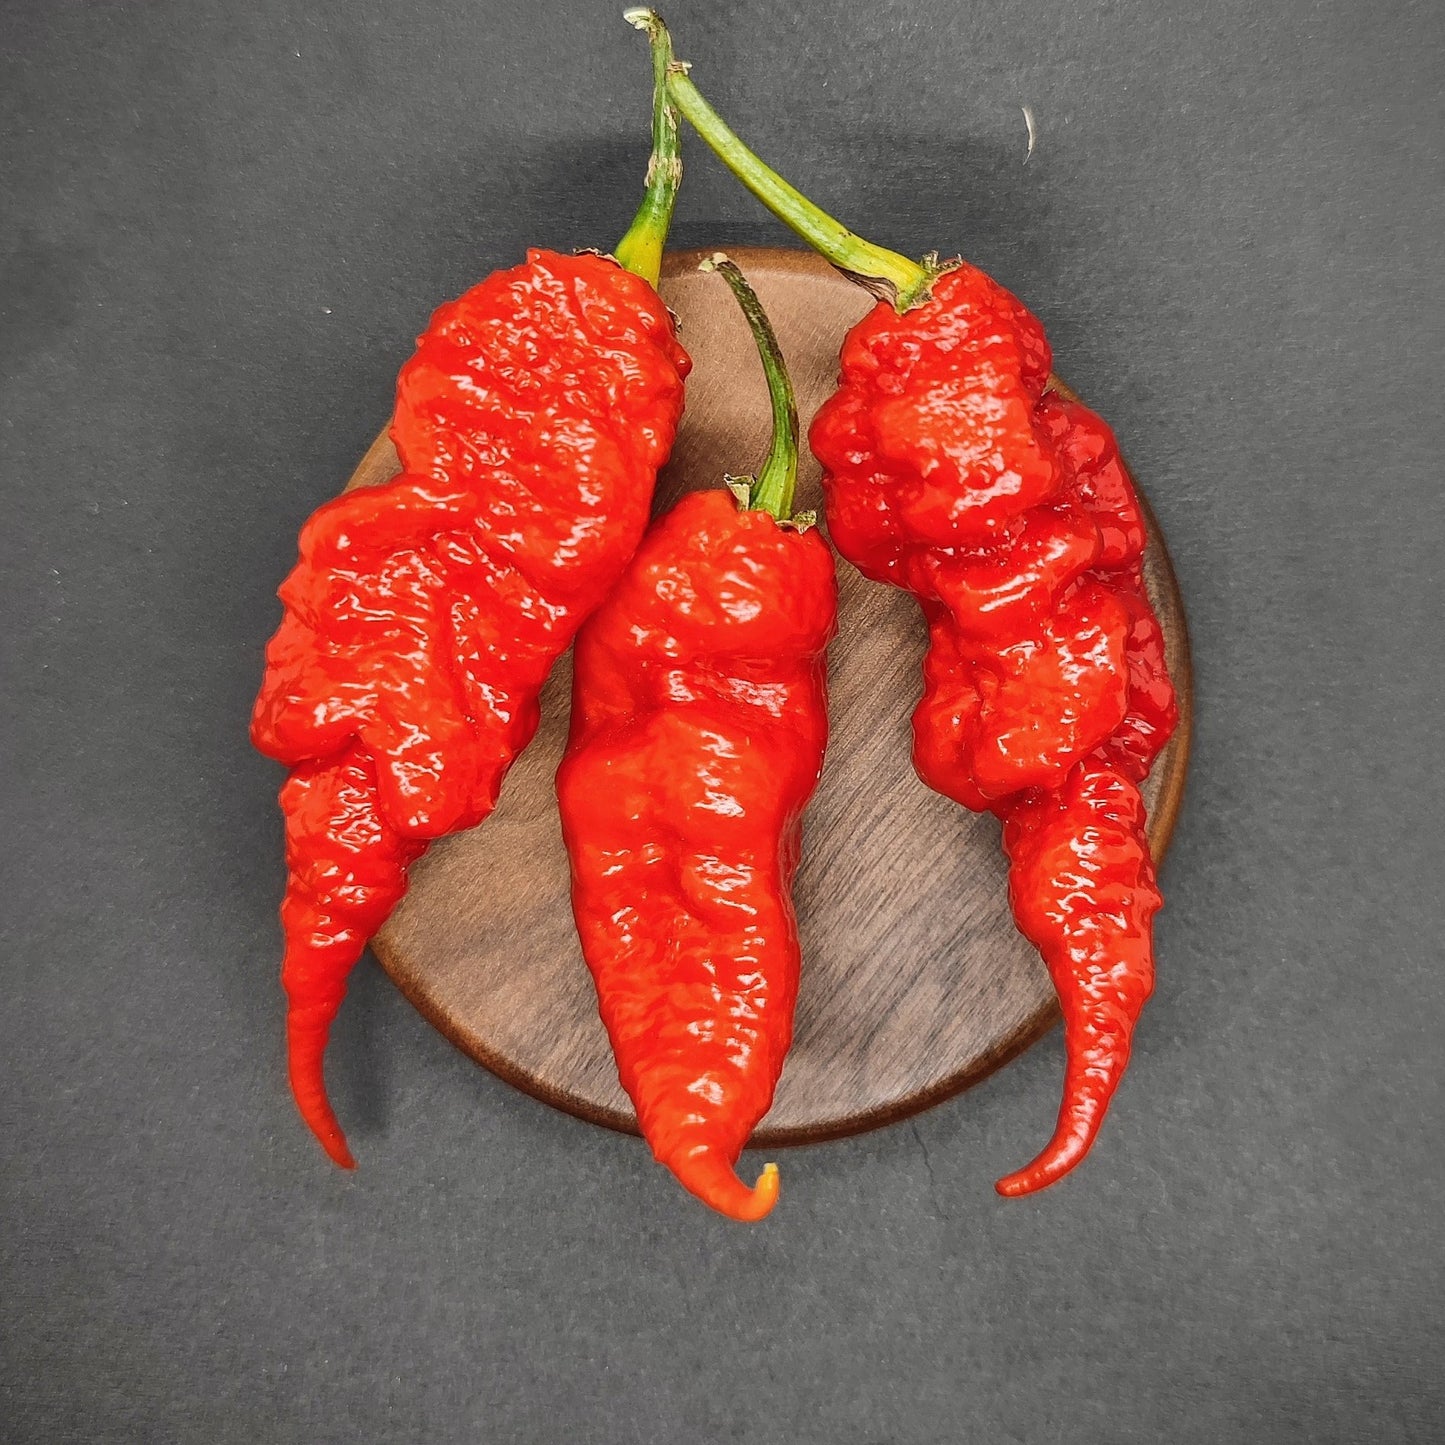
(2, 0, 1442, 1440)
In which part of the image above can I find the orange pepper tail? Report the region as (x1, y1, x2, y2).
(667, 1145, 779, 1222)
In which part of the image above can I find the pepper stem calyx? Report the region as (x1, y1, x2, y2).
(613, 8, 683, 286)
(701, 254, 809, 526)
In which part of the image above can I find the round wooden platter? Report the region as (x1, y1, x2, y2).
(348, 246, 1193, 1148)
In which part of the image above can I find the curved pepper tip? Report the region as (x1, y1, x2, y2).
(317, 1129, 358, 1172)
(296, 1093, 358, 1171)
(287, 1018, 358, 1170)
(670, 1149, 780, 1222)
(996, 1044, 1127, 1196)
(994, 1129, 1092, 1198)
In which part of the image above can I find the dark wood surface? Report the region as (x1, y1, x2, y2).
(348, 246, 1193, 1147)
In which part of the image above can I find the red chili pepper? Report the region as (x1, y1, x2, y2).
(251, 15, 691, 1167)
(557, 255, 835, 1220)
(648, 13, 1179, 1194)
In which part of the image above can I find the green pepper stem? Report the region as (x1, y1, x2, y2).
(613, 10, 683, 286)
(700, 254, 800, 521)
(635, 11, 943, 310)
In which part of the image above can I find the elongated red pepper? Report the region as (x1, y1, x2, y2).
(557, 256, 835, 1220)
(647, 13, 1179, 1194)
(251, 14, 690, 1166)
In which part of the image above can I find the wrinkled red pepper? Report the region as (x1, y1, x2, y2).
(251, 16, 690, 1166)
(558, 256, 835, 1220)
(825, 334, 1178, 1194)
(649, 13, 1179, 1194)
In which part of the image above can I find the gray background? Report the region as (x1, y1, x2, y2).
(3, 0, 1441, 1439)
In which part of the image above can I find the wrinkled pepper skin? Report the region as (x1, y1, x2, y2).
(557, 489, 836, 1220)
(810, 261, 1178, 1195)
(252, 249, 690, 1165)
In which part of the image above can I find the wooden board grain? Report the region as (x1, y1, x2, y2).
(348, 246, 1193, 1147)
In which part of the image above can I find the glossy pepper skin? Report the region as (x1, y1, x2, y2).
(250, 13, 690, 1167)
(558, 256, 835, 1220)
(810, 264, 1178, 1196)
(251, 250, 689, 1166)
(645, 13, 1180, 1194)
